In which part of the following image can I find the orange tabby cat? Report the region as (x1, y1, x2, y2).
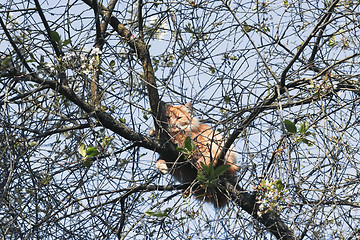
(150, 103, 238, 207)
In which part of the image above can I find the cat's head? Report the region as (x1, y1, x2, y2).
(166, 103, 200, 132)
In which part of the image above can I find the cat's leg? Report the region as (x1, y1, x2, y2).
(156, 159, 169, 174)
(225, 150, 238, 174)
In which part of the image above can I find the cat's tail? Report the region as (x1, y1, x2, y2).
(192, 185, 229, 208)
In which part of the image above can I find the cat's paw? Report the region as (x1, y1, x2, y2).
(149, 126, 157, 136)
(156, 159, 169, 174)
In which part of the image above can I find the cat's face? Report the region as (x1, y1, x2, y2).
(166, 103, 199, 132)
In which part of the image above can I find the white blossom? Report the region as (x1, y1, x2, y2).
(148, 15, 158, 25)
(91, 47, 102, 55)
(82, 68, 91, 75)
(80, 53, 87, 61)
(45, 62, 55, 71)
(147, 15, 169, 40)
(63, 51, 75, 60)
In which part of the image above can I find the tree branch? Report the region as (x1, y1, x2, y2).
(80, 2, 297, 239)
(91, 0, 118, 105)
(216, 0, 343, 177)
(280, 0, 340, 88)
(81, 0, 165, 124)
(137, 0, 144, 39)
(34, 0, 67, 84)
(15, 74, 163, 152)
(220, 177, 295, 240)
(34, 0, 63, 58)
(4, 2, 297, 239)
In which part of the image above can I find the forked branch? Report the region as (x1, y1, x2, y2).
(81, 1, 295, 239)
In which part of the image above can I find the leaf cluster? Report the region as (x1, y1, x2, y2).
(49, 30, 71, 50)
(284, 119, 314, 146)
(78, 143, 100, 167)
(176, 136, 195, 157)
(196, 161, 230, 188)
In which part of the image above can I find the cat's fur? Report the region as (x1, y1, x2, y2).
(150, 103, 238, 207)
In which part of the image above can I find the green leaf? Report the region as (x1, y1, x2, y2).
(205, 161, 214, 178)
(242, 22, 253, 33)
(209, 66, 216, 74)
(184, 136, 194, 151)
(41, 174, 53, 186)
(78, 143, 86, 157)
(200, 162, 210, 175)
(229, 55, 238, 61)
(119, 118, 126, 123)
(196, 171, 206, 183)
(176, 147, 186, 153)
(299, 121, 309, 135)
(184, 22, 193, 33)
(43, 176, 53, 185)
(304, 131, 312, 137)
(63, 39, 71, 46)
(297, 138, 313, 147)
(109, 60, 115, 68)
(83, 159, 93, 168)
(58, 40, 63, 49)
(86, 147, 99, 157)
(284, 119, 297, 134)
(28, 141, 37, 147)
(102, 136, 114, 148)
(275, 179, 284, 191)
(199, 162, 206, 170)
(1, 56, 12, 67)
(328, 36, 336, 47)
(145, 210, 169, 218)
(208, 160, 214, 169)
(213, 164, 230, 178)
(50, 31, 61, 43)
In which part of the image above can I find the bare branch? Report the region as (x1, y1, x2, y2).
(280, 0, 340, 88)
(81, 0, 164, 123)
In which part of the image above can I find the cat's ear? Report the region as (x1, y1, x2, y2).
(185, 102, 192, 109)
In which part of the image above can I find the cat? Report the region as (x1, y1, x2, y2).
(149, 103, 238, 207)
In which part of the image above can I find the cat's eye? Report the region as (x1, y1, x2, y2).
(176, 116, 182, 120)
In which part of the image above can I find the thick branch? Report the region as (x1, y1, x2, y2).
(220, 177, 295, 240)
(137, 0, 144, 39)
(17, 74, 163, 153)
(5, 2, 296, 239)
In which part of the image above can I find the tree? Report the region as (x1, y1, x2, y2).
(1, 0, 360, 239)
